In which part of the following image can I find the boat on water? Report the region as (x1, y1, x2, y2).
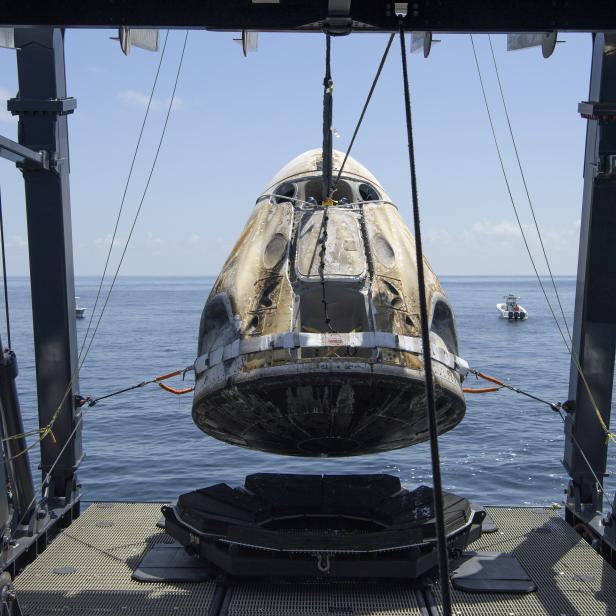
(496, 293, 528, 320)
(75, 297, 86, 319)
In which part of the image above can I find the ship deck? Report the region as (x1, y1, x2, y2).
(13, 502, 616, 615)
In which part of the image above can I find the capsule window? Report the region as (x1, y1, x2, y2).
(331, 180, 353, 204)
(303, 179, 354, 205)
(272, 182, 296, 204)
(304, 179, 323, 204)
(430, 300, 458, 355)
(358, 183, 380, 202)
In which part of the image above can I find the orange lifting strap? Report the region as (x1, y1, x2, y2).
(463, 371, 504, 394)
(155, 368, 194, 395)
(158, 381, 194, 395)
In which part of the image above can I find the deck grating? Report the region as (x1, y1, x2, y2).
(11, 503, 616, 615)
(430, 507, 616, 616)
(14, 503, 216, 615)
(224, 582, 423, 615)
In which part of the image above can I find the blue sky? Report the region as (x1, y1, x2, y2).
(0, 29, 592, 276)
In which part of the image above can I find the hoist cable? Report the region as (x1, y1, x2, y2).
(77, 31, 189, 379)
(322, 32, 333, 201)
(469, 35, 616, 452)
(0, 186, 10, 349)
(466, 369, 562, 411)
(317, 204, 337, 333)
(317, 32, 337, 333)
(469, 34, 568, 347)
(399, 22, 452, 616)
(468, 368, 609, 500)
(559, 409, 607, 496)
(332, 33, 395, 196)
(486, 34, 572, 343)
(86, 366, 193, 406)
(482, 37, 615, 472)
(78, 30, 170, 365)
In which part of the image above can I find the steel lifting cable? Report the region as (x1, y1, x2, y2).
(398, 20, 452, 616)
(78, 30, 170, 364)
(465, 368, 610, 499)
(483, 35, 615, 448)
(318, 32, 395, 334)
(0, 186, 10, 349)
(331, 33, 395, 197)
(4, 32, 190, 463)
(469, 35, 616, 448)
(486, 34, 572, 343)
(78, 31, 190, 374)
(464, 369, 565, 411)
(84, 366, 194, 407)
(318, 31, 337, 333)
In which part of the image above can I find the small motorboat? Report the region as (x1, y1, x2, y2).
(497, 294, 527, 320)
(75, 297, 86, 319)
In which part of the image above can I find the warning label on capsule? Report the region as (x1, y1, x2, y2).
(326, 334, 344, 346)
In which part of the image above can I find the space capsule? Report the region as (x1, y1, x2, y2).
(192, 149, 468, 457)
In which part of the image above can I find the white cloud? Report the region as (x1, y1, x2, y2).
(146, 231, 165, 247)
(467, 218, 581, 248)
(470, 219, 524, 239)
(118, 89, 185, 111)
(94, 234, 123, 248)
(0, 87, 16, 124)
(188, 233, 200, 245)
(426, 228, 451, 244)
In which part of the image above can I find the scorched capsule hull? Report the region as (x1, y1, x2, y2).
(193, 150, 467, 456)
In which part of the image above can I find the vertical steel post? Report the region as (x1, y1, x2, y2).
(8, 28, 82, 499)
(565, 32, 616, 513)
(0, 342, 35, 520)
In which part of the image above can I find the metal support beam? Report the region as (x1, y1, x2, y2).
(565, 32, 616, 515)
(1, 1, 616, 32)
(9, 28, 82, 499)
(0, 135, 48, 170)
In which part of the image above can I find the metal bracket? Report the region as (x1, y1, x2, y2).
(600, 154, 616, 176)
(7, 97, 76, 116)
(3, 98, 75, 171)
(578, 101, 616, 122)
(325, 0, 352, 35)
(0, 135, 49, 170)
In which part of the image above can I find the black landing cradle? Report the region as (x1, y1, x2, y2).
(163, 473, 483, 579)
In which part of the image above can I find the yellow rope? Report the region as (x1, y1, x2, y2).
(570, 352, 616, 444)
(467, 364, 616, 445)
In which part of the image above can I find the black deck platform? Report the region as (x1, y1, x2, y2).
(12, 503, 616, 615)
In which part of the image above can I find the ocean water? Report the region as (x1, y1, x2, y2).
(5, 275, 613, 507)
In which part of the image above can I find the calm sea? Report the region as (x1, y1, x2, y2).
(5, 275, 613, 507)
